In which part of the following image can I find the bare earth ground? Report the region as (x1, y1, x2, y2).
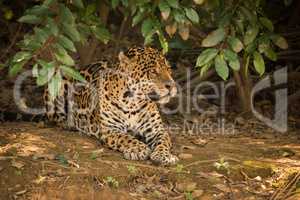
(0, 119, 300, 200)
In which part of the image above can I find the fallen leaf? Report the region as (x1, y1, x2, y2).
(192, 189, 204, 198)
(176, 181, 197, 192)
(34, 175, 47, 184)
(253, 176, 262, 182)
(11, 160, 25, 169)
(178, 153, 193, 159)
(32, 153, 56, 160)
(67, 160, 80, 168)
(192, 138, 208, 147)
(214, 184, 230, 193)
(15, 189, 27, 196)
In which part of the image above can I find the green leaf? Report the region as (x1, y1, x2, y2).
(264, 48, 277, 61)
(141, 18, 153, 37)
(77, 23, 91, 43)
(284, 0, 293, 6)
(271, 35, 288, 50)
(240, 6, 257, 25)
(56, 154, 68, 165)
(144, 33, 154, 45)
(173, 10, 186, 23)
(54, 44, 75, 66)
(73, 0, 84, 9)
(9, 61, 27, 76)
(18, 15, 41, 24)
(59, 4, 75, 24)
(37, 59, 55, 69)
(158, 32, 168, 54)
(227, 36, 243, 53)
(34, 27, 50, 43)
(12, 52, 32, 63)
(0, 63, 6, 69)
(60, 65, 85, 82)
(166, 0, 179, 8)
(43, 0, 56, 7)
(91, 26, 111, 44)
(25, 5, 52, 16)
(36, 60, 56, 86)
(132, 12, 144, 26)
(235, 19, 244, 34)
(245, 42, 257, 54)
(112, 0, 119, 9)
(159, 1, 170, 12)
(48, 72, 62, 100)
(218, 13, 232, 27)
(121, 0, 129, 7)
(159, 1, 170, 20)
(32, 64, 39, 77)
(58, 35, 76, 52)
(61, 22, 81, 42)
(46, 18, 59, 36)
(4, 9, 13, 20)
(244, 26, 259, 45)
(194, 0, 205, 5)
(258, 36, 270, 53)
(253, 51, 265, 76)
(200, 62, 212, 78)
(202, 28, 225, 47)
(196, 48, 219, 67)
(184, 8, 199, 23)
(223, 49, 240, 71)
(259, 17, 274, 32)
(214, 55, 229, 80)
(85, 3, 96, 16)
(25, 40, 42, 51)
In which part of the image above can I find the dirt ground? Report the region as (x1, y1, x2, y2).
(0, 118, 299, 200)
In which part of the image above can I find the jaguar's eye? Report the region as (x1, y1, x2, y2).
(150, 69, 158, 75)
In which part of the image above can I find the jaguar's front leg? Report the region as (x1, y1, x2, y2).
(137, 112, 178, 165)
(148, 131, 178, 165)
(100, 130, 151, 161)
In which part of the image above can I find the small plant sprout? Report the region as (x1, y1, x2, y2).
(185, 191, 194, 200)
(104, 176, 119, 188)
(153, 190, 162, 198)
(175, 164, 184, 173)
(214, 157, 230, 174)
(127, 165, 137, 174)
(90, 152, 98, 160)
(90, 149, 104, 160)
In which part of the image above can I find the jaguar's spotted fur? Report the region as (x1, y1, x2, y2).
(44, 47, 178, 165)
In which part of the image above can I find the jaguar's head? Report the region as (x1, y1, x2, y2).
(119, 47, 177, 104)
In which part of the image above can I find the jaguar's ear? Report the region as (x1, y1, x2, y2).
(118, 51, 130, 64)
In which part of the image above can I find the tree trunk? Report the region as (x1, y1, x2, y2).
(233, 59, 253, 113)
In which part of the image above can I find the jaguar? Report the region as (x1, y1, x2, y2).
(44, 46, 178, 165)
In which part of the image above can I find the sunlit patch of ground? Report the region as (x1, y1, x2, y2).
(0, 122, 299, 200)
